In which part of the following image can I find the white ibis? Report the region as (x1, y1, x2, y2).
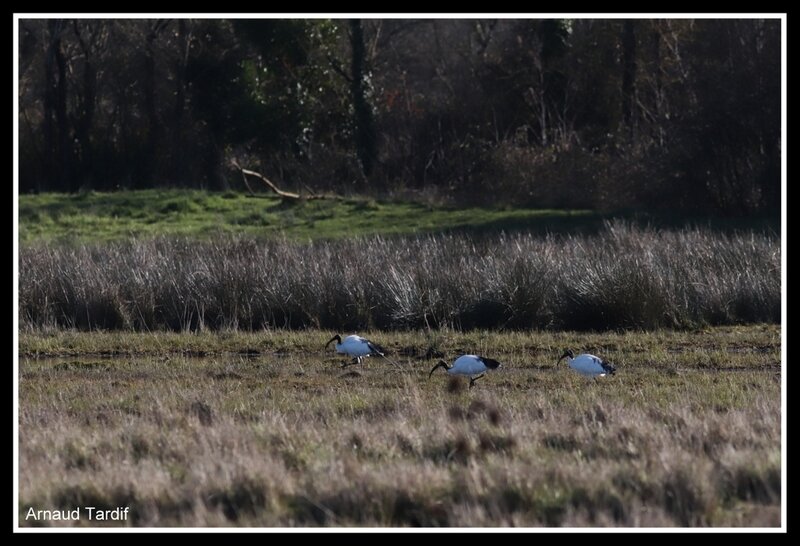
(557, 349, 616, 378)
(429, 355, 502, 388)
(325, 334, 385, 368)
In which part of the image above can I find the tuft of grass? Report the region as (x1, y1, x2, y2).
(205, 477, 267, 522)
(189, 401, 214, 426)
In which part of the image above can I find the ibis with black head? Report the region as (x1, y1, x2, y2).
(325, 334, 386, 368)
(557, 349, 616, 378)
(429, 354, 502, 389)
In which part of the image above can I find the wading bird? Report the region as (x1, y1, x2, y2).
(325, 334, 385, 368)
(557, 349, 616, 378)
(429, 355, 502, 388)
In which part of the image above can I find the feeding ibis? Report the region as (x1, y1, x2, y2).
(557, 349, 616, 378)
(429, 354, 502, 388)
(325, 334, 386, 368)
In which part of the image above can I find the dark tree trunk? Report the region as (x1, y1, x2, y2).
(44, 20, 74, 192)
(72, 21, 97, 190)
(143, 37, 157, 187)
(349, 19, 377, 182)
(650, 25, 666, 146)
(172, 19, 188, 186)
(42, 27, 55, 193)
(621, 20, 637, 135)
(143, 21, 166, 189)
(652, 26, 662, 116)
(205, 137, 229, 191)
(54, 29, 73, 191)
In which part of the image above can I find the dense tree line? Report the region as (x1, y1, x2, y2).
(19, 19, 780, 215)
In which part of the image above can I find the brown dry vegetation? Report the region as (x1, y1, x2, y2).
(18, 326, 781, 527)
(19, 223, 781, 332)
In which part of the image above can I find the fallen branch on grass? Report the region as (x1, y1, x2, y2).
(232, 161, 337, 200)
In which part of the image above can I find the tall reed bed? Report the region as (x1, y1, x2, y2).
(19, 222, 780, 331)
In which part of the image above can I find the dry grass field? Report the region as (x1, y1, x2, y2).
(18, 326, 781, 527)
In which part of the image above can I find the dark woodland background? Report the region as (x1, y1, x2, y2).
(19, 19, 780, 215)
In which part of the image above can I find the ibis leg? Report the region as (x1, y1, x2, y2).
(341, 357, 358, 369)
(469, 373, 486, 389)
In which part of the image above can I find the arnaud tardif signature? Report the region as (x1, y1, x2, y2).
(25, 506, 130, 522)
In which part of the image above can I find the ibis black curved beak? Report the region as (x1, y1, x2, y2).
(429, 360, 448, 378)
(325, 335, 341, 349)
(557, 350, 570, 366)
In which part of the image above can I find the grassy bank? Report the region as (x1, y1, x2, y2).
(20, 223, 780, 332)
(18, 189, 602, 243)
(18, 189, 779, 243)
(18, 326, 781, 527)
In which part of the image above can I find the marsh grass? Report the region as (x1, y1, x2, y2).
(19, 222, 780, 332)
(18, 327, 781, 527)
